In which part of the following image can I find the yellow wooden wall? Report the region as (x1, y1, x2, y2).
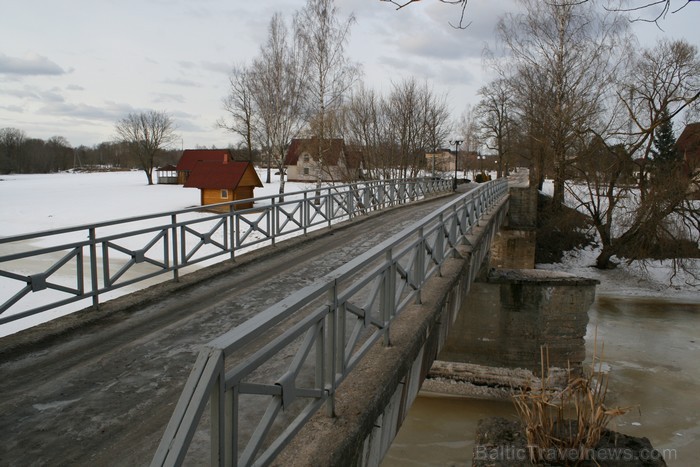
(201, 187, 255, 211)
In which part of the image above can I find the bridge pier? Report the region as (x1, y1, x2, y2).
(437, 268, 598, 375)
(427, 180, 598, 396)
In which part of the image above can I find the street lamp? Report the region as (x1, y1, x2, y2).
(450, 139, 463, 191)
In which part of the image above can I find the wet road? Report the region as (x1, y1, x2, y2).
(0, 192, 458, 466)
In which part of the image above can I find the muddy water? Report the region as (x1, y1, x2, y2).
(382, 296, 700, 466)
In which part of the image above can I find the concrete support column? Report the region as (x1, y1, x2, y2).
(438, 269, 598, 374)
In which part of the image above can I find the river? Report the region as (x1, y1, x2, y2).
(382, 296, 700, 466)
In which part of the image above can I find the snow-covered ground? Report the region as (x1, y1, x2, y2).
(539, 179, 699, 301)
(0, 169, 322, 336)
(0, 169, 317, 237)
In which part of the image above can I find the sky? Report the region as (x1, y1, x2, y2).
(1, 0, 698, 149)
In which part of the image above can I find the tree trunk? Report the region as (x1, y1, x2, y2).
(266, 153, 271, 184)
(595, 244, 618, 269)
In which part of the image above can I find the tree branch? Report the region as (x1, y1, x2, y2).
(380, 0, 697, 30)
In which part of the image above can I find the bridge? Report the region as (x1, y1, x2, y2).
(0, 176, 516, 466)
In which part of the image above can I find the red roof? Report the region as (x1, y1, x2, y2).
(176, 149, 233, 172)
(184, 161, 262, 189)
(677, 123, 700, 155)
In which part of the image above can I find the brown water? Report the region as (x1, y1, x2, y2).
(382, 296, 700, 466)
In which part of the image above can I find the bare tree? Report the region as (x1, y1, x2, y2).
(343, 84, 388, 179)
(383, 78, 451, 178)
(248, 13, 308, 198)
(568, 39, 700, 270)
(498, 0, 629, 207)
(114, 111, 178, 185)
(619, 39, 700, 197)
(476, 78, 515, 178)
(295, 0, 361, 187)
(219, 65, 258, 166)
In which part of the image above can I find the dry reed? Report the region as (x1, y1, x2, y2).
(512, 336, 628, 465)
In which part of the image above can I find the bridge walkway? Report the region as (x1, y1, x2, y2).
(0, 188, 466, 466)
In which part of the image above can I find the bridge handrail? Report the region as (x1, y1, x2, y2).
(0, 177, 451, 328)
(151, 178, 508, 466)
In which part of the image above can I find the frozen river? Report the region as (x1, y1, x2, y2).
(383, 295, 700, 466)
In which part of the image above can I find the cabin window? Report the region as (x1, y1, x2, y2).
(221, 189, 229, 199)
(303, 154, 310, 163)
(303, 168, 310, 175)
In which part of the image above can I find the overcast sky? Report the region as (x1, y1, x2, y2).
(0, 0, 697, 149)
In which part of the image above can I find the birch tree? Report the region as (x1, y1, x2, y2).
(249, 13, 307, 197)
(295, 0, 361, 187)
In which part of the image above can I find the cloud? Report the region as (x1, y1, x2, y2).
(66, 84, 85, 91)
(152, 93, 186, 104)
(201, 61, 233, 75)
(0, 53, 66, 76)
(0, 104, 23, 113)
(38, 101, 135, 122)
(0, 84, 65, 102)
(162, 78, 202, 88)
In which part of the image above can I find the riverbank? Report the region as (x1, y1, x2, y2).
(537, 245, 699, 302)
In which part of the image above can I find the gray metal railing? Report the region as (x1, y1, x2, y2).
(0, 178, 451, 328)
(151, 178, 508, 466)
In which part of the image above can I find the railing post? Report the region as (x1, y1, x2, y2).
(348, 187, 355, 220)
(271, 197, 277, 247)
(303, 192, 309, 235)
(326, 188, 332, 228)
(211, 370, 225, 466)
(382, 249, 396, 347)
(227, 387, 236, 467)
(231, 209, 237, 261)
(171, 214, 180, 282)
(414, 227, 425, 304)
(325, 285, 338, 417)
(436, 214, 445, 276)
(89, 227, 99, 310)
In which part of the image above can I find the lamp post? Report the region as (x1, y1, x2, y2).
(478, 154, 485, 176)
(450, 139, 463, 191)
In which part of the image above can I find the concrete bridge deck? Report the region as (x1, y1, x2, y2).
(0, 188, 465, 466)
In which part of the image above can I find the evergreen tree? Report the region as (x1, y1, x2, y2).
(652, 109, 680, 169)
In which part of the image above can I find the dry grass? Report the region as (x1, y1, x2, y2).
(512, 339, 629, 465)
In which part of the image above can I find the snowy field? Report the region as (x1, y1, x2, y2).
(0, 169, 317, 237)
(0, 169, 321, 336)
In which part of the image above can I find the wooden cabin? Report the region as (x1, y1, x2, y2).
(176, 149, 234, 184)
(184, 160, 263, 211)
